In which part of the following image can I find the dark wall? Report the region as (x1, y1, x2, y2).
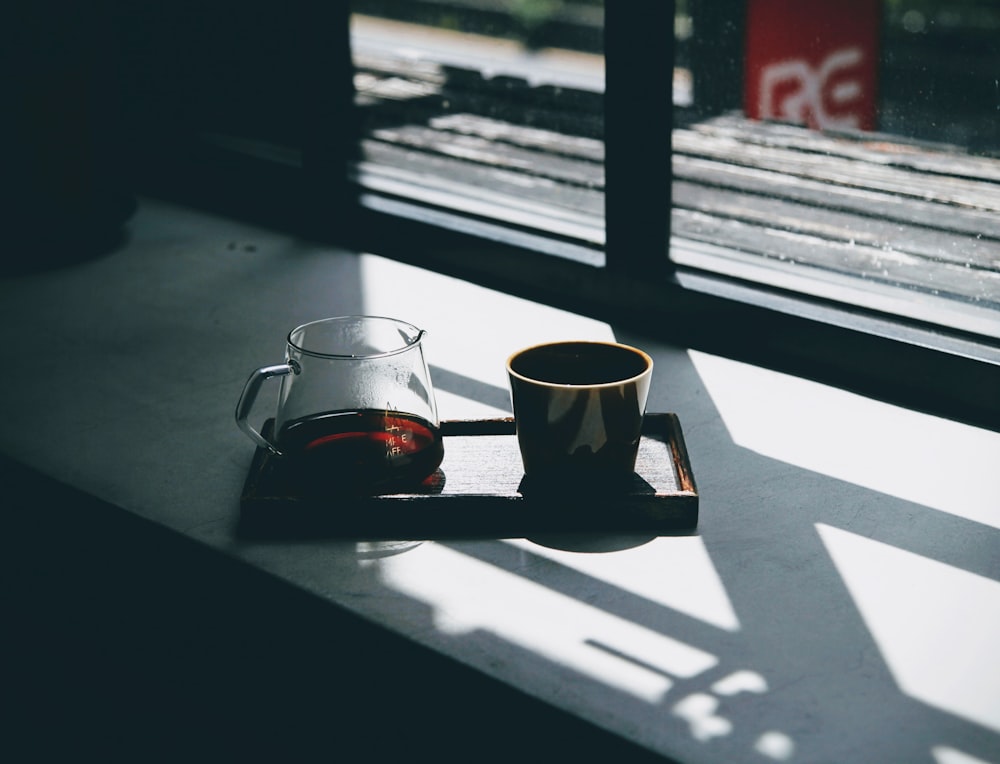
(4, 1, 354, 268)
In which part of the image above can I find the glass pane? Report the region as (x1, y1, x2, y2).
(677, 0, 1000, 340)
(350, 1, 607, 253)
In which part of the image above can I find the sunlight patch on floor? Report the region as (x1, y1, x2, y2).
(689, 349, 1000, 530)
(932, 746, 996, 764)
(376, 541, 718, 703)
(818, 523, 1000, 734)
(360, 253, 616, 419)
(507, 535, 740, 632)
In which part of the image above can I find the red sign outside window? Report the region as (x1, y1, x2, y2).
(744, 0, 881, 131)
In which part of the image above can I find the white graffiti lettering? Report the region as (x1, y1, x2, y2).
(758, 47, 866, 129)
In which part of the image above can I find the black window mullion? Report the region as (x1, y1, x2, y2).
(603, 0, 675, 279)
(301, 0, 358, 238)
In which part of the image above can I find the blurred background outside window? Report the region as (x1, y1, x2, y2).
(349, 1, 1000, 340)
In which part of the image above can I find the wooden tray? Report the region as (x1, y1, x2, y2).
(238, 414, 698, 539)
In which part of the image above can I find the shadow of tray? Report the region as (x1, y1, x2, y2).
(238, 414, 698, 540)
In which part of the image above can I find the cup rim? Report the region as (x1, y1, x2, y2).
(506, 340, 653, 388)
(287, 315, 425, 359)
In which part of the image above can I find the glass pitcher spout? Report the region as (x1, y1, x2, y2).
(286, 316, 426, 359)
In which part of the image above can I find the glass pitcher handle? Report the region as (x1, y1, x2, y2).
(235, 363, 294, 456)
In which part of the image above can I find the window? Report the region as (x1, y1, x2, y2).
(123, 1, 999, 426)
(340, 1, 999, 426)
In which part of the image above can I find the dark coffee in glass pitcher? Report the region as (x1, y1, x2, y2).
(278, 409, 444, 492)
(236, 316, 443, 495)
